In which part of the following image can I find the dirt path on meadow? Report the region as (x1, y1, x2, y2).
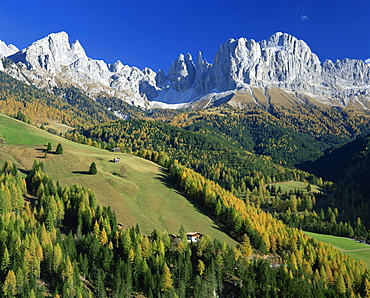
(339, 247, 370, 253)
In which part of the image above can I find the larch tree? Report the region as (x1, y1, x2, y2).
(197, 260, 205, 276)
(240, 234, 253, 257)
(3, 270, 17, 296)
(162, 263, 173, 293)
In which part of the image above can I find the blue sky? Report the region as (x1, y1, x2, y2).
(0, 0, 369, 71)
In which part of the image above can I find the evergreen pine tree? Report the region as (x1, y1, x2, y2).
(55, 143, 63, 154)
(1, 246, 10, 271)
(89, 162, 97, 175)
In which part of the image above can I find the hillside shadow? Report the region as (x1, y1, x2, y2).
(154, 168, 233, 237)
(155, 169, 202, 210)
(211, 224, 231, 235)
(71, 171, 91, 175)
(155, 168, 179, 191)
(18, 168, 30, 176)
(35, 148, 59, 155)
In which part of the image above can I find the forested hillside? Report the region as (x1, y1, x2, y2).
(303, 134, 370, 227)
(169, 106, 370, 166)
(0, 155, 369, 297)
(0, 70, 116, 128)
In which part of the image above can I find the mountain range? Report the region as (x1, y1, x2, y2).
(1, 31, 369, 112)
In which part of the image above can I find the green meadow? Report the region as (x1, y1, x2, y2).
(270, 180, 322, 194)
(0, 113, 237, 246)
(304, 231, 370, 268)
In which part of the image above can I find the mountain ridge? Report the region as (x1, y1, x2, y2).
(1, 31, 369, 111)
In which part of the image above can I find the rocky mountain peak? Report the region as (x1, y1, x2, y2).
(0, 40, 19, 58)
(109, 60, 124, 73)
(7, 31, 83, 74)
(70, 39, 87, 60)
(0, 40, 19, 71)
(265, 32, 300, 48)
(168, 53, 196, 92)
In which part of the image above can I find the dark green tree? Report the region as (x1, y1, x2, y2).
(55, 143, 63, 154)
(89, 162, 97, 175)
(47, 142, 52, 152)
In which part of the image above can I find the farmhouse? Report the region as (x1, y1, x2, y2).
(186, 232, 202, 243)
(111, 147, 120, 152)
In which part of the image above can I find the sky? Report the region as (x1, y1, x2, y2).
(0, 0, 369, 71)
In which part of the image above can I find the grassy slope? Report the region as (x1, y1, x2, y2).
(0, 113, 237, 245)
(269, 181, 322, 194)
(304, 231, 370, 268)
